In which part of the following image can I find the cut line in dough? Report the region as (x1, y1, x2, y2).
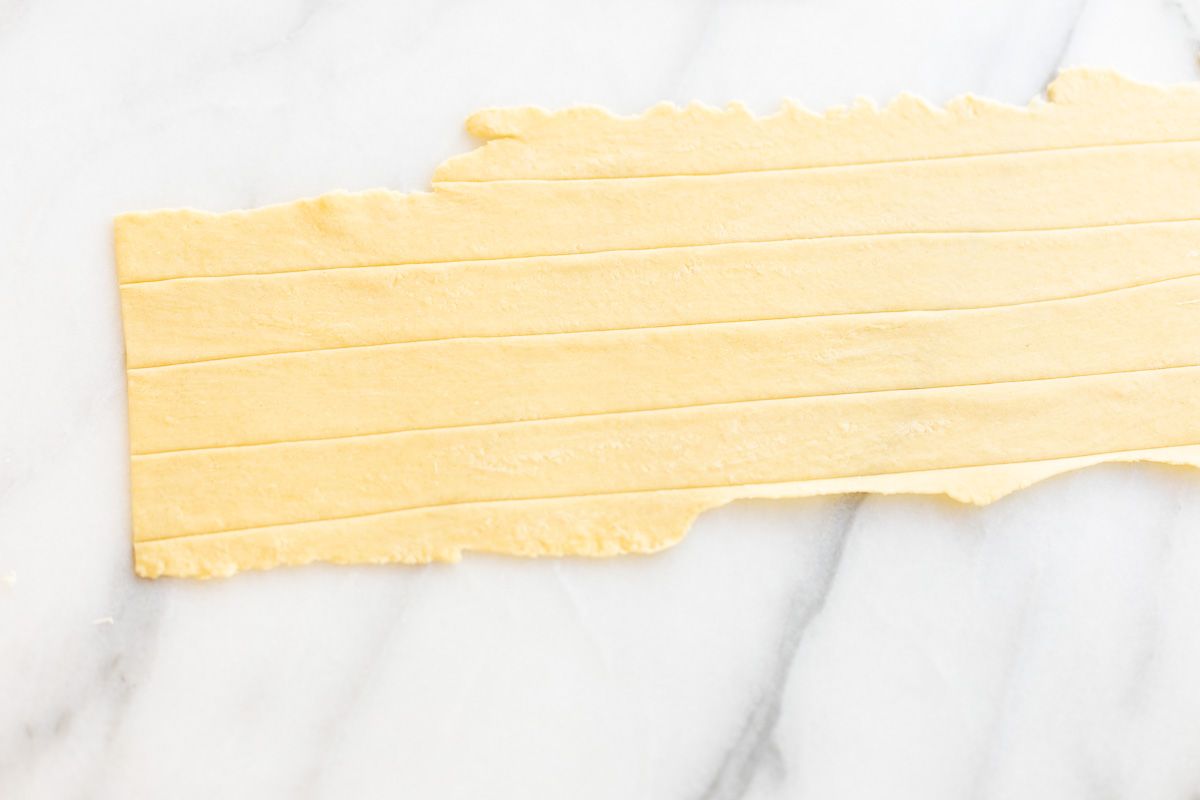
(116, 68, 1200, 578)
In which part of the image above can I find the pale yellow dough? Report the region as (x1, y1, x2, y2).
(117, 69, 1200, 578)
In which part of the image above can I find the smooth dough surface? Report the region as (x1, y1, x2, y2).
(116, 69, 1200, 578)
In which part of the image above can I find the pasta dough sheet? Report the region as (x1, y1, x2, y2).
(116, 69, 1200, 578)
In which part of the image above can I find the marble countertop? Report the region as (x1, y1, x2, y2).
(6, 0, 1200, 797)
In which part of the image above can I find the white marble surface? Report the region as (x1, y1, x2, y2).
(5, 0, 1200, 797)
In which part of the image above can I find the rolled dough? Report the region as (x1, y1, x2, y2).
(117, 69, 1200, 578)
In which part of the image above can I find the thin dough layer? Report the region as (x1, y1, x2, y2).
(128, 275, 1200, 454)
(116, 69, 1200, 578)
(120, 221, 1200, 368)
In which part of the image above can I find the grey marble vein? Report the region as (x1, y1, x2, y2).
(291, 572, 430, 799)
(698, 495, 864, 800)
(5, 573, 165, 787)
(1040, 0, 1090, 90)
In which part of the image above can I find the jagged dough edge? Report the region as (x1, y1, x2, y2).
(134, 445, 1200, 579)
(113, 69, 1198, 223)
(434, 68, 1199, 181)
(458, 67, 1188, 142)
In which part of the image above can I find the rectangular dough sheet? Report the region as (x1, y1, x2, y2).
(116, 69, 1200, 578)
